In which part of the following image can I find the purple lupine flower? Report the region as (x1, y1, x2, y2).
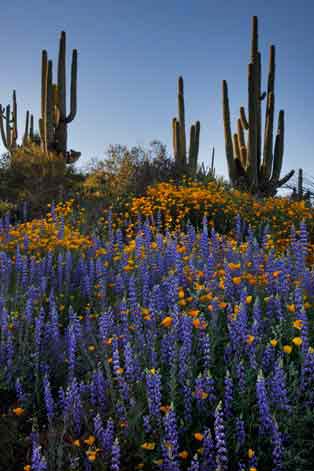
(295, 287, 309, 353)
(111, 437, 120, 471)
(214, 401, 228, 471)
(67, 324, 77, 378)
(272, 421, 284, 471)
(98, 308, 113, 340)
(178, 316, 193, 385)
(248, 452, 258, 470)
(145, 369, 162, 422)
(15, 378, 26, 404)
(21, 257, 28, 289)
(35, 307, 46, 351)
(223, 263, 234, 301)
(252, 297, 262, 337)
(141, 266, 150, 307)
(224, 370, 233, 419)
(6, 330, 14, 374)
(104, 418, 115, 452)
(43, 374, 55, 425)
(201, 428, 216, 471)
(200, 332, 212, 370)
(93, 413, 107, 452)
(188, 455, 200, 471)
(31, 434, 47, 471)
(94, 368, 107, 412)
(143, 415, 152, 433)
(235, 417, 246, 449)
(58, 387, 66, 410)
(210, 227, 220, 264)
(183, 383, 193, 426)
(262, 345, 276, 374)
(256, 371, 273, 434)
(57, 252, 63, 291)
(235, 214, 242, 244)
(270, 359, 290, 412)
(64, 377, 82, 434)
(301, 349, 314, 405)
(162, 409, 180, 470)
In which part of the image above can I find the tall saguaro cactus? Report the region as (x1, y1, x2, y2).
(222, 16, 294, 196)
(0, 90, 36, 153)
(172, 76, 200, 176)
(40, 31, 80, 163)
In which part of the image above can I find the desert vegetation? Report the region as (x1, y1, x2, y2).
(0, 15, 314, 471)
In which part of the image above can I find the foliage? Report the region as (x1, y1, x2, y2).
(0, 204, 314, 470)
(130, 181, 314, 252)
(83, 141, 179, 209)
(0, 144, 84, 219)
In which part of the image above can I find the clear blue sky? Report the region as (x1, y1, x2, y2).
(0, 0, 313, 181)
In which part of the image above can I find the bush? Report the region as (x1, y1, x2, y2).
(83, 141, 180, 207)
(0, 144, 85, 219)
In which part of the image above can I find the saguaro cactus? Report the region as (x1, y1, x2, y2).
(0, 90, 37, 153)
(222, 16, 294, 196)
(40, 31, 80, 163)
(172, 76, 200, 176)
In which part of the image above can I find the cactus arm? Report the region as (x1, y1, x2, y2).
(194, 120, 200, 172)
(30, 114, 34, 140)
(233, 133, 241, 162)
(188, 123, 196, 172)
(6, 105, 12, 150)
(247, 16, 260, 186)
(211, 146, 215, 173)
(175, 119, 182, 172)
(297, 168, 303, 198)
(58, 31, 66, 119)
(0, 105, 8, 149)
(172, 117, 178, 162)
(276, 169, 295, 187)
(270, 110, 284, 183)
(222, 80, 237, 183)
(12, 90, 17, 144)
(22, 110, 30, 145)
(237, 118, 247, 168)
(41, 50, 48, 153)
(240, 106, 249, 130)
(261, 91, 274, 181)
(240, 146, 248, 169)
(177, 76, 187, 168)
(65, 49, 77, 123)
(237, 118, 245, 148)
(46, 60, 54, 147)
(251, 16, 258, 62)
(261, 45, 275, 181)
(256, 52, 262, 174)
(247, 63, 258, 187)
(190, 121, 200, 175)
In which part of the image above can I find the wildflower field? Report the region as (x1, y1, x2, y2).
(1, 184, 314, 471)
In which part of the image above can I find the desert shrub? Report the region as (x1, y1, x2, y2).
(0, 144, 85, 219)
(83, 141, 180, 207)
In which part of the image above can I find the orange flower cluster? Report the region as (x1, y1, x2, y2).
(131, 182, 314, 254)
(0, 200, 93, 255)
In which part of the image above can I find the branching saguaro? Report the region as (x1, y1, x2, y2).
(0, 91, 37, 154)
(40, 31, 80, 163)
(172, 76, 200, 177)
(222, 16, 294, 196)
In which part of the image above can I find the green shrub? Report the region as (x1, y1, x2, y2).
(0, 144, 84, 218)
